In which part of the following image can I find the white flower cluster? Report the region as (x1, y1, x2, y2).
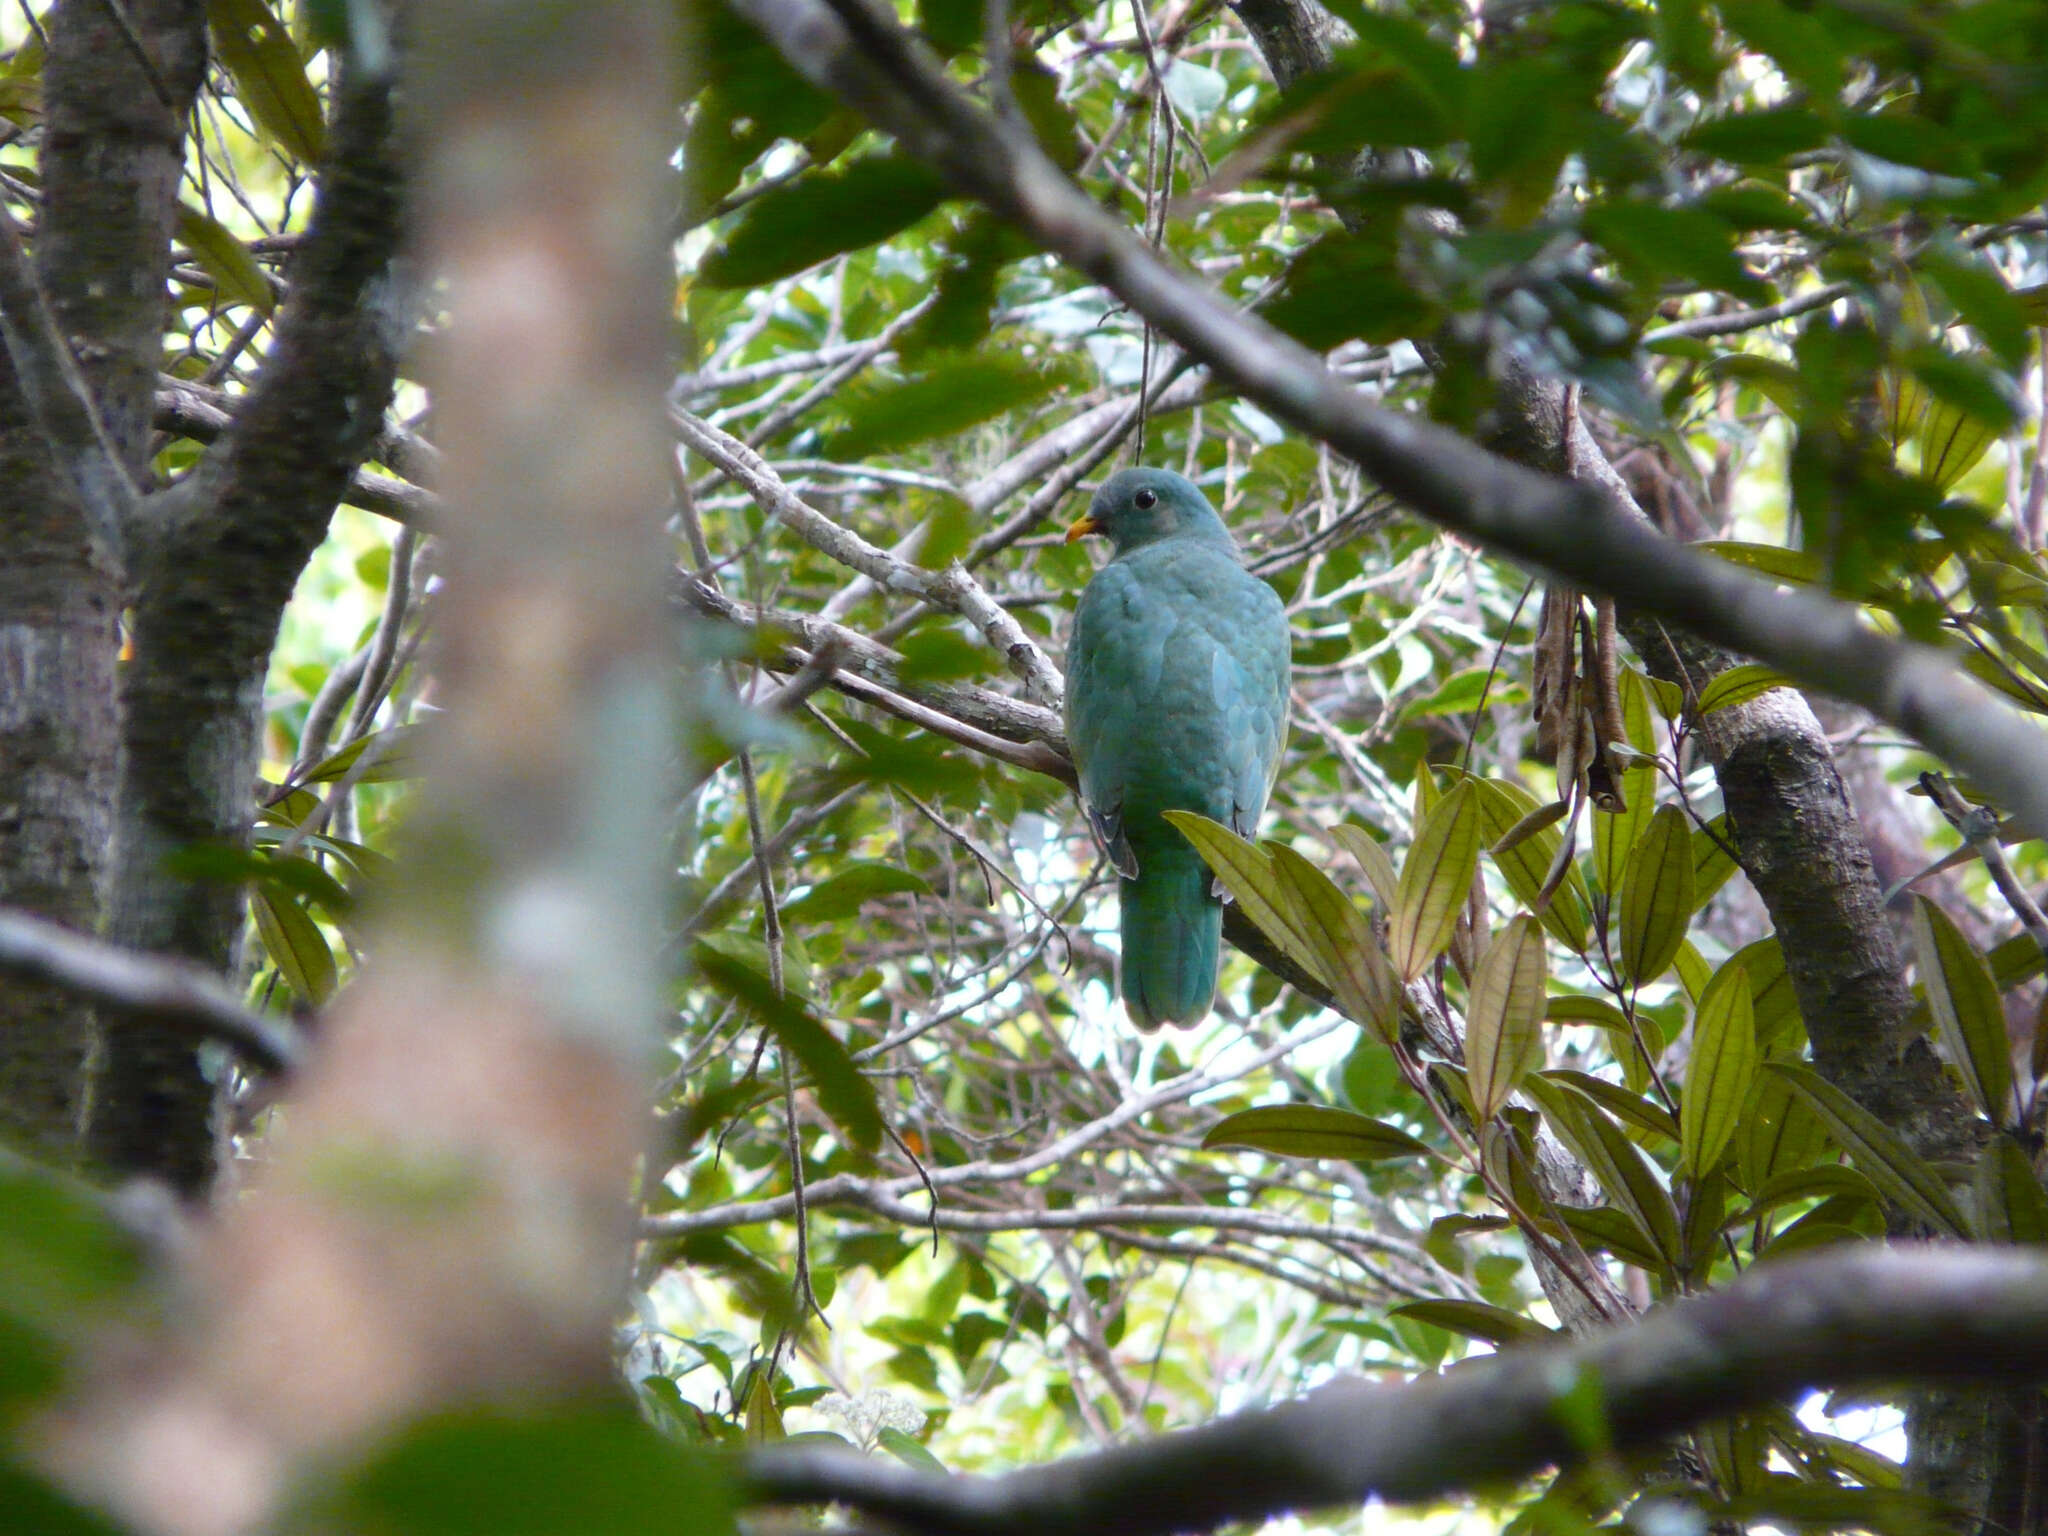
(816, 1389, 927, 1446)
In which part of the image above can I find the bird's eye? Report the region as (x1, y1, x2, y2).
(1134, 489, 1158, 510)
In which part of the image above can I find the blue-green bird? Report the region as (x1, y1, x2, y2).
(1064, 468, 1291, 1029)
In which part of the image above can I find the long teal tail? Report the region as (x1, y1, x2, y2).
(1119, 841, 1221, 1029)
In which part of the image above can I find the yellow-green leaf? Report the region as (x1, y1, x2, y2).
(1464, 914, 1547, 1121)
(1201, 1103, 1431, 1161)
(177, 204, 276, 315)
(251, 888, 337, 1004)
(1618, 804, 1693, 986)
(1592, 764, 1656, 896)
(1912, 895, 2016, 1127)
(1694, 663, 1792, 715)
(1392, 779, 1481, 979)
(1330, 822, 1399, 907)
(1525, 1074, 1682, 1268)
(209, 0, 326, 164)
(1161, 813, 1324, 984)
(1469, 776, 1592, 950)
(1970, 1138, 2048, 1244)
(1387, 1298, 1558, 1347)
(1682, 958, 1757, 1179)
(1764, 1062, 1967, 1237)
(1541, 1069, 1678, 1143)
(1268, 845, 1400, 1043)
(1916, 395, 2000, 492)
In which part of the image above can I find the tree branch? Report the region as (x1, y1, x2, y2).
(0, 907, 302, 1073)
(0, 202, 141, 553)
(674, 406, 1066, 707)
(731, 0, 2048, 845)
(741, 1246, 2048, 1536)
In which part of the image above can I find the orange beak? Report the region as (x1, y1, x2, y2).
(1064, 514, 1103, 543)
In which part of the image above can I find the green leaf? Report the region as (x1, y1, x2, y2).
(305, 1405, 735, 1536)
(692, 944, 881, 1152)
(1923, 247, 2033, 367)
(1912, 895, 2016, 1127)
(1464, 915, 1547, 1121)
(1734, 936, 1803, 1048)
(1201, 1103, 1431, 1161)
(1591, 765, 1655, 897)
(297, 724, 425, 785)
(1690, 814, 1739, 911)
(1682, 106, 1829, 164)
(877, 1426, 946, 1472)
(208, 0, 326, 164)
(1738, 1065, 1830, 1193)
(1542, 1068, 1678, 1143)
(1582, 200, 1764, 303)
(782, 863, 933, 923)
(1525, 1075, 1682, 1268)
(698, 155, 950, 288)
(1264, 233, 1441, 350)
(1393, 779, 1481, 979)
(252, 888, 338, 1004)
(1764, 1063, 1967, 1237)
(1695, 537, 1822, 585)
(1469, 777, 1592, 949)
(1386, 1298, 1557, 1348)
(1682, 959, 1757, 1179)
(1969, 1138, 2048, 1244)
(828, 354, 1054, 459)
(177, 204, 276, 314)
(1162, 813, 1323, 984)
(1618, 804, 1693, 986)
(1330, 822, 1399, 908)
(1268, 844, 1401, 1043)
(1694, 663, 1792, 714)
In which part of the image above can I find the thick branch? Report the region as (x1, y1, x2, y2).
(743, 1246, 2048, 1536)
(0, 907, 301, 1074)
(731, 0, 2048, 845)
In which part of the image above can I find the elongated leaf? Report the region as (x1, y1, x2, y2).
(1545, 993, 1631, 1031)
(1556, 1203, 1668, 1271)
(1764, 1063, 1967, 1237)
(1695, 539, 1822, 585)
(1201, 1103, 1430, 1161)
(1911, 895, 2015, 1127)
(1469, 777, 1591, 949)
(1591, 764, 1655, 896)
(1969, 1138, 2048, 1244)
(1738, 1065, 1830, 1192)
(1387, 1298, 1557, 1347)
(693, 944, 881, 1152)
(1161, 813, 1323, 983)
(1618, 805, 1693, 986)
(1525, 1075, 1681, 1267)
(1694, 663, 1791, 715)
(1682, 959, 1757, 1179)
(830, 355, 1055, 459)
(251, 888, 337, 1004)
(1733, 936, 1803, 1047)
(1742, 1164, 1881, 1222)
(1492, 800, 1567, 855)
(1464, 915, 1547, 1121)
(1392, 779, 1481, 979)
(1690, 814, 1739, 911)
(698, 154, 950, 288)
(782, 863, 933, 923)
(1268, 845, 1400, 1042)
(1330, 822, 1399, 907)
(208, 0, 325, 163)
(177, 205, 276, 315)
(1542, 1068, 1678, 1143)
(1916, 393, 2000, 492)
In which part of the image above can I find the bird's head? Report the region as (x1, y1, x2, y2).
(1065, 468, 1234, 556)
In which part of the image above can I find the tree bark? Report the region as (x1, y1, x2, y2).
(0, 0, 206, 1167)
(89, 71, 410, 1194)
